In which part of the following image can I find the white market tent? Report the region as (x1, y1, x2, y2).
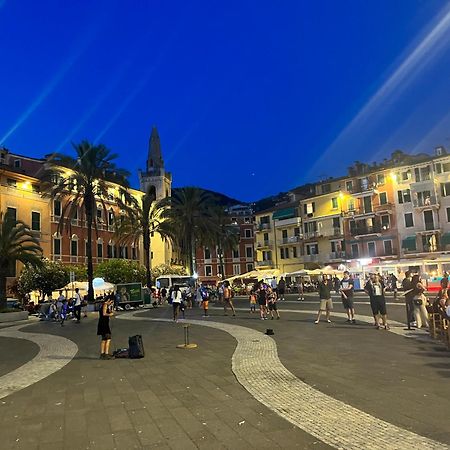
(62, 278, 115, 292)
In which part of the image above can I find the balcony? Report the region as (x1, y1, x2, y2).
(278, 236, 302, 245)
(348, 179, 378, 197)
(257, 240, 273, 248)
(321, 227, 343, 237)
(374, 203, 394, 215)
(274, 217, 302, 227)
(256, 223, 271, 232)
(328, 251, 347, 261)
(256, 260, 274, 267)
(303, 231, 320, 240)
(351, 225, 382, 239)
(303, 254, 320, 263)
(412, 196, 439, 209)
(343, 207, 375, 218)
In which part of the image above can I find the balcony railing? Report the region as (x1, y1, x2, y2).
(257, 223, 271, 231)
(257, 240, 272, 248)
(351, 225, 382, 237)
(329, 251, 346, 260)
(343, 207, 374, 217)
(303, 254, 320, 262)
(256, 260, 273, 266)
(279, 236, 302, 245)
(412, 196, 438, 208)
(304, 231, 320, 240)
(322, 227, 343, 237)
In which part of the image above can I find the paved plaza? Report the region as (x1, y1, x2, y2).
(0, 294, 449, 449)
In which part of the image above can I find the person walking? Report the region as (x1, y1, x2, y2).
(297, 279, 305, 301)
(257, 284, 268, 320)
(389, 273, 398, 299)
(249, 292, 257, 313)
(340, 271, 355, 323)
(402, 271, 416, 327)
(199, 284, 210, 317)
(411, 275, 429, 329)
(315, 277, 333, 324)
(160, 287, 167, 305)
(60, 298, 68, 327)
(97, 295, 114, 359)
(277, 277, 286, 301)
(267, 287, 280, 320)
(223, 282, 236, 316)
(171, 285, 183, 322)
(73, 288, 82, 323)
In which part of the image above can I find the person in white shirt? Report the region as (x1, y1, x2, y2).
(171, 285, 183, 322)
(74, 288, 82, 323)
(270, 277, 277, 290)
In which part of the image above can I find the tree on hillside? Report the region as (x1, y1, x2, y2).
(0, 213, 42, 310)
(41, 141, 134, 302)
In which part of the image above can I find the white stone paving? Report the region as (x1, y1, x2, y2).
(0, 325, 78, 399)
(119, 312, 447, 450)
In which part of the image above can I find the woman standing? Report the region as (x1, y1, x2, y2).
(371, 274, 389, 330)
(171, 285, 183, 322)
(257, 284, 268, 320)
(411, 275, 429, 329)
(97, 295, 114, 359)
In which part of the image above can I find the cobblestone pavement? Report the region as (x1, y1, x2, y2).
(119, 312, 448, 450)
(0, 325, 78, 399)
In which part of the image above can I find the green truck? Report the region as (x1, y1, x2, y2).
(116, 283, 144, 310)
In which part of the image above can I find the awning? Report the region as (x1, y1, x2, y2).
(272, 207, 296, 220)
(402, 236, 416, 251)
(441, 232, 450, 246)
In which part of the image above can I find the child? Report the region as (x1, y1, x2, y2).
(249, 292, 257, 313)
(199, 285, 209, 317)
(267, 288, 280, 320)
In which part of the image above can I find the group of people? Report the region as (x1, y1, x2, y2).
(249, 281, 281, 320)
(38, 288, 86, 326)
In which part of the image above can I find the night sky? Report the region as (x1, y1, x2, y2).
(1, 1, 449, 202)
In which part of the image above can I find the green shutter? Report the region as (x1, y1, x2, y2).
(272, 208, 296, 220)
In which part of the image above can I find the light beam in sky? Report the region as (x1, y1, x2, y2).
(306, 3, 450, 179)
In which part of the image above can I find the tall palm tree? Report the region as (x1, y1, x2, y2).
(0, 212, 43, 310)
(114, 186, 170, 287)
(206, 207, 240, 279)
(41, 141, 133, 302)
(164, 187, 216, 275)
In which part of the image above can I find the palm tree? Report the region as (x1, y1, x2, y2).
(206, 207, 240, 279)
(164, 187, 216, 275)
(0, 212, 43, 310)
(41, 141, 133, 302)
(114, 186, 170, 288)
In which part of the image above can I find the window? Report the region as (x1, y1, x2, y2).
(381, 215, 390, 230)
(377, 174, 385, 185)
(447, 208, 450, 223)
(85, 241, 89, 257)
(348, 199, 355, 211)
(263, 232, 269, 242)
(246, 263, 254, 272)
(423, 210, 435, 231)
(332, 217, 340, 228)
(351, 243, 359, 258)
(97, 208, 102, 220)
(54, 200, 61, 217)
(292, 246, 298, 258)
(244, 217, 251, 224)
(303, 202, 315, 217)
(306, 243, 318, 255)
(108, 210, 114, 225)
(331, 197, 338, 209)
(71, 239, 78, 256)
(280, 248, 285, 259)
(346, 180, 353, 192)
(379, 192, 388, 205)
(417, 191, 432, 206)
(294, 227, 301, 236)
(244, 228, 252, 238)
(246, 246, 253, 258)
(232, 249, 239, 258)
(233, 264, 240, 275)
(204, 247, 211, 259)
(107, 243, 113, 258)
(363, 196, 372, 213)
(397, 189, 411, 204)
(54, 238, 61, 255)
(441, 182, 450, 197)
(322, 183, 331, 194)
(383, 240, 393, 255)
(414, 166, 431, 182)
(367, 242, 376, 257)
(97, 242, 103, 258)
(262, 250, 272, 261)
(7, 178, 17, 188)
(304, 221, 317, 233)
(6, 207, 17, 221)
(405, 213, 414, 227)
(331, 240, 343, 252)
(401, 170, 411, 181)
(132, 247, 137, 260)
(14, 159, 21, 168)
(205, 265, 212, 276)
(31, 211, 41, 231)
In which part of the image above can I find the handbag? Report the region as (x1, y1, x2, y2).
(413, 298, 423, 306)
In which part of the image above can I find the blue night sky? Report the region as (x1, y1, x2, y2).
(1, 1, 449, 202)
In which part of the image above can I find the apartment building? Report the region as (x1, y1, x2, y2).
(196, 205, 255, 284)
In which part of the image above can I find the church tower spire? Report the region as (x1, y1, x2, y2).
(147, 126, 164, 173)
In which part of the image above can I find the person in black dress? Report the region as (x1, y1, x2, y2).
(97, 295, 114, 359)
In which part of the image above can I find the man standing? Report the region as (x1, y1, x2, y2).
(277, 276, 286, 301)
(402, 271, 415, 328)
(223, 282, 236, 316)
(315, 277, 333, 324)
(73, 288, 82, 324)
(389, 273, 398, 299)
(340, 271, 355, 323)
(270, 276, 277, 291)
